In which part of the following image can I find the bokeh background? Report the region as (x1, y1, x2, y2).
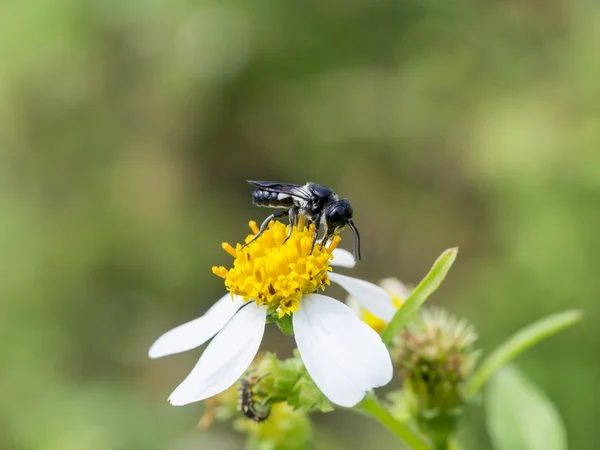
(1, 0, 598, 448)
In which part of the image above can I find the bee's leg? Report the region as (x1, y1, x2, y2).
(242, 210, 289, 249)
(282, 207, 298, 245)
(319, 220, 333, 250)
(319, 223, 331, 250)
(309, 214, 321, 255)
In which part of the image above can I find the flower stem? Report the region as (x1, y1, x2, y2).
(356, 395, 430, 450)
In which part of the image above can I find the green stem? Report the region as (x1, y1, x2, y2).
(356, 395, 430, 450)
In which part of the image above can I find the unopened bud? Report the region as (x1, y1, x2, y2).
(392, 307, 480, 443)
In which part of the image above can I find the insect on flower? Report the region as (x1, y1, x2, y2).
(238, 373, 271, 422)
(245, 181, 361, 262)
(149, 220, 396, 408)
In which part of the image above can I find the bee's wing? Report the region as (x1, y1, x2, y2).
(247, 181, 312, 201)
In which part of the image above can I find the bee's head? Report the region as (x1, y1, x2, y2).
(325, 200, 361, 261)
(325, 199, 353, 230)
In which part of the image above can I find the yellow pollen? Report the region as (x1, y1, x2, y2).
(249, 221, 260, 235)
(222, 243, 237, 258)
(211, 220, 338, 313)
(278, 297, 300, 318)
(212, 266, 228, 279)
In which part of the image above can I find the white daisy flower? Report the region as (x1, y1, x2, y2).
(149, 220, 394, 408)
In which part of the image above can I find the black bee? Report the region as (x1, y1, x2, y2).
(244, 181, 361, 261)
(238, 374, 271, 423)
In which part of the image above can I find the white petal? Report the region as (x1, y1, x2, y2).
(293, 294, 393, 407)
(330, 248, 356, 268)
(168, 303, 267, 406)
(328, 272, 396, 322)
(379, 277, 412, 300)
(345, 296, 363, 318)
(149, 294, 245, 358)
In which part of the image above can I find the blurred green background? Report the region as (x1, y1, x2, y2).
(1, 0, 598, 448)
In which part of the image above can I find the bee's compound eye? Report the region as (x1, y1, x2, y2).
(327, 200, 352, 227)
(329, 206, 345, 221)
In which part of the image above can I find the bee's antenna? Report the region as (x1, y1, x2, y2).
(348, 220, 361, 262)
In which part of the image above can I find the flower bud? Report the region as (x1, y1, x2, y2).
(392, 307, 480, 443)
(234, 402, 312, 450)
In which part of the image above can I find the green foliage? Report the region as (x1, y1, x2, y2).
(274, 314, 294, 336)
(486, 366, 567, 450)
(381, 248, 458, 345)
(235, 403, 313, 450)
(258, 352, 332, 413)
(465, 310, 583, 398)
(363, 250, 578, 450)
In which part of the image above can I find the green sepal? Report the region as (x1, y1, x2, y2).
(257, 352, 331, 413)
(275, 314, 294, 335)
(289, 377, 333, 413)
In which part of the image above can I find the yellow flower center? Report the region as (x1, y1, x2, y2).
(212, 219, 341, 318)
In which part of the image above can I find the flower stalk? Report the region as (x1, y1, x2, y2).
(357, 394, 430, 450)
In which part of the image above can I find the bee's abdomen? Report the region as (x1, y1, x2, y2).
(252, 189, 294, 208)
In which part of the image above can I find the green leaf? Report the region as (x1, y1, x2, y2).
(486, 366, 567, 450)
(275, 313, 294, 335)
(465, 310, 582, 397)
(381, 247, 458, 345)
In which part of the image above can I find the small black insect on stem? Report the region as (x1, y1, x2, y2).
(238, 373, 271, 423)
